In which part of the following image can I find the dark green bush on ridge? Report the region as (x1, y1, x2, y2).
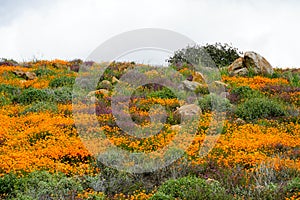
(168, 43, 241, 69)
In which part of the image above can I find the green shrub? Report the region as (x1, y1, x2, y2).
(0, 172, 18, 196)
(0, 84, 21, 98)
(150, 192, 175, 200)
(21, 102, 58, 115)
(0, 171, 83, 199)
(228, 86, 262, 104)
(0, 96, 10, 106)
(195, 85, 209, 95)
(286, 72, 300, 87)
(235, 97, 287, 121)
(15, 88, 53, 105)
(231, 86, 256, 98)
(53, 87, 73, 104)
(49, 76, 75, 88)
(153, 176, 232, 200)
(198, 93, 232, 112)
(284, 177, 300, 198)
(91, 165, 143, 195)
(147, 87, 177, 99)
(34, 68, 56, 77)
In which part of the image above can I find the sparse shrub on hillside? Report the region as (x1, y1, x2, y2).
(0, 84, 21, 99)
(168, 43, 241, 69)
(53, 86, 73, 104)
(0, 96, 10, 106)
(34, 68, 56, 77)
(21, 102, 58, 115)
(91, 165, 143, 196)
(198, 93, 232, 112)
(283, 71, 300, 87)
(147, 87, 177, 99)
(15, 88, 53, 105)
(0, 171, 83, 199)
(284, 177, 300, 198)
(49, 76, 75, 88)
(228, 86, 262, 104)
(151, 176, 232, 200)
(150, 192, 174, 200)
(235, 97, 287, 121)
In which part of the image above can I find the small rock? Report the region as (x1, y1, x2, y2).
(13, 70, 37, 80)
(25, 72, 37, 80)
(97, 89, 110, 96)
(170, 125, 182, 132)
(112, 76, 120, 84)
(90, 96, 97, 103)
(179, 80, 203, 92)
(173, 104, 201, 122)
(234, 118, 246, 125)
(214, 81, 228, 88)
(228, 57, 244, 71)
(244, 51, 274, 75)
(227, 51, 274, 76)
(220, 92, 230, 98)
(192, 71, 205, 83)
(99, 80, 112, 90)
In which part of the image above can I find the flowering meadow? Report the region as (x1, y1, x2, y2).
(0, 59, 299, 199)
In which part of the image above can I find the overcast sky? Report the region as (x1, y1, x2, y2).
(0, 0, 299, 68)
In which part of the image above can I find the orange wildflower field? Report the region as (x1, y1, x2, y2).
(0, 59, 299, 199)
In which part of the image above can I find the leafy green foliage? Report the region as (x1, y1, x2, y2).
(15, 88, 53, 105)
(150, 192, 175, 200)
(53, 86, 73, 104)
(92, 165, 143, 195)
(285, 71, 300, 87)
(21, 102, 58, 115)
(0, 96, 10, 106)
(147, 87, 177, 99)
(33, 68, 56, 77)
(152, 176, 232, 200)
(0, 84, 21, 99)
(49, 76, 75, 88)
(0, 171, 83, 199)
(198, 93, 232, 112)
(284, 177, 300, 198)
(228, 86, 262, 104)
(235, 97, 287, 121)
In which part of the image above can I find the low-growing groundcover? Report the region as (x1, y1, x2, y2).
(0, 59, 299, 199)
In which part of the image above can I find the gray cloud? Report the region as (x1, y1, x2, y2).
(0, 0, 299, 68)
(0, 0, 50, 26)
